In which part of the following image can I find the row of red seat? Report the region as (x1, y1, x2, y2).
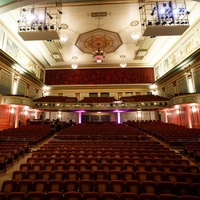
(1, 179, 200, 198)
(128, 121, 200, 146)
(19, 162, 199, 174)
(1, 191, 199, 200)
(11, 169, 200, 184)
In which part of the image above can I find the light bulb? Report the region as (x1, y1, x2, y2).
(60, 35, 68, 43)
(131, 32, 140, 40)
(71, 64, 78, 69)
(120, 63, 127, 68)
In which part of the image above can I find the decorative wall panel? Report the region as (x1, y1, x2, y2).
(17, 80, 25, 95)
(29, 87, 36, 100)
(45, 68, 154, 85)
(193, 69, 200, 93)
(165, 84, 174, 99)
(177, 77, 188, 94)
(0, 71, 12, 94)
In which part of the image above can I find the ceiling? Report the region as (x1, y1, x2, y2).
(0, 0, 199, 70)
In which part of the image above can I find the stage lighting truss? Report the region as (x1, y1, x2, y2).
(139, 0, 190, 36)
(17, 6, 62, 40)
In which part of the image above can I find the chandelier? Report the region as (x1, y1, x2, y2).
(92, 43, 106, 63)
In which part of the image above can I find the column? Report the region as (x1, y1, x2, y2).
(163, 109, 168, 123)
(15, 106, 20, 128)
(79, 112, 82, 124)
(35, 110, 39, 119)
(117, 111, 121, 124)
(185, 105, 192, 128)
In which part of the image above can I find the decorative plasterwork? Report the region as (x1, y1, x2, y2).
(75, 28, 123, 54)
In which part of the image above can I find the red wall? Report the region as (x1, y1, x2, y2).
(45, 68, 154, 85)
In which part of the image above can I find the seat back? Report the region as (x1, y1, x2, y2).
(32, 180, 48, 192)
(1, 180, 18, 195)
(17, 180, 33, 194)
(63, 192, 82, 200)
(63, 180, 79, 192)
(109, 180, 125, 194)
(46, 191, 64, 200)
(94, 180, 109, 194)
(79, 180, 94, 193)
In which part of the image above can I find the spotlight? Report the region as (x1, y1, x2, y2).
(50, 25, 54, 30)
(151, 7, 156, 16)
(155, 21, 160, 25)
(58, 10, 63, 14)
(47, 12, 53, 19)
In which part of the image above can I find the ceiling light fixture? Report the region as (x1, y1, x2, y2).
(130, 20, 140, 41)
(120, 63, 127, 68)
(60, 35, 68, 43)
(131, 32, 140, 40)
(93, 43, 105, 63)
(120, 55, 127, 68)
(71, 63, 78, 69)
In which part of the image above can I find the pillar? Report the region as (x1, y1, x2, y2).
(117, 111, 121, 124)
(185, 105, 192, 128)
(15, 106, 20, 128)
(79, 112, 82, 124)
(163, 109, 168, 123)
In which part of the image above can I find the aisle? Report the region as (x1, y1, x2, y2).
(0, 135, 54, 190)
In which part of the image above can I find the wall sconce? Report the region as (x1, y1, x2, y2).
(24, 110, 28, 115)
(58, 111, 62, 119)
(192, 106, 197, 113)
(10, 107, 15, 114)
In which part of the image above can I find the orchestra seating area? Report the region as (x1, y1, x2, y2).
(54, 123, 149, 141)
(0, 123, 200, 200)
(0, 124, 52, 173)
(128, 121, 200, 146)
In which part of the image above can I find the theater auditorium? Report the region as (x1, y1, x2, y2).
(0, 0, 200, 200)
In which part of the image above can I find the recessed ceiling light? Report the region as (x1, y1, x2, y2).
(130, 20, 139, 26)
(60, 23, 68, 29)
